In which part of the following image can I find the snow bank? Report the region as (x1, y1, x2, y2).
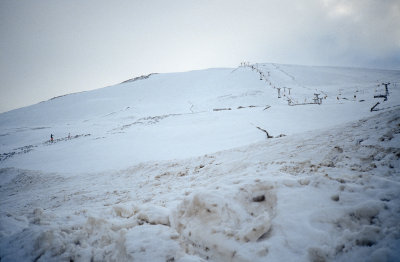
(171, 182, 276, 261)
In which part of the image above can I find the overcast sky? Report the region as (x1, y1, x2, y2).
(0, 0, 399, 113)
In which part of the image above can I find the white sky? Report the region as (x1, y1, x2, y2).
(1, 0, 399, 113)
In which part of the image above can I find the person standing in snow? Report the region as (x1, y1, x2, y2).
(50, 134, 54, 142)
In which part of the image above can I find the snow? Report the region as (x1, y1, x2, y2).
(0, 63, 399, 261)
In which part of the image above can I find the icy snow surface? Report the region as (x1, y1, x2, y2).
(0, 63, 399, 261)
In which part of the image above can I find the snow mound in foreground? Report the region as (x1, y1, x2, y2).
(171, 182, 276, 261)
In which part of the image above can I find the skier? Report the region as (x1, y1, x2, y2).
(50, 134, 54, 142)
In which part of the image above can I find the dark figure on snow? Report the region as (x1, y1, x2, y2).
(50, 134, 54, 142)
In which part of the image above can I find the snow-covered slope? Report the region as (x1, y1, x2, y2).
(0, 64, 399, 173)
(0, 63, 399, 261)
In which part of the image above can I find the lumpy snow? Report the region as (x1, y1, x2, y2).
(0, 63, 399, 261)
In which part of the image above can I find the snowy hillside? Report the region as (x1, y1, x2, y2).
(1, 64, 399, 173)
(0, 63, 399, 261)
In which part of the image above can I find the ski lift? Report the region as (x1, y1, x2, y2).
(313, 93, 321, 104)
